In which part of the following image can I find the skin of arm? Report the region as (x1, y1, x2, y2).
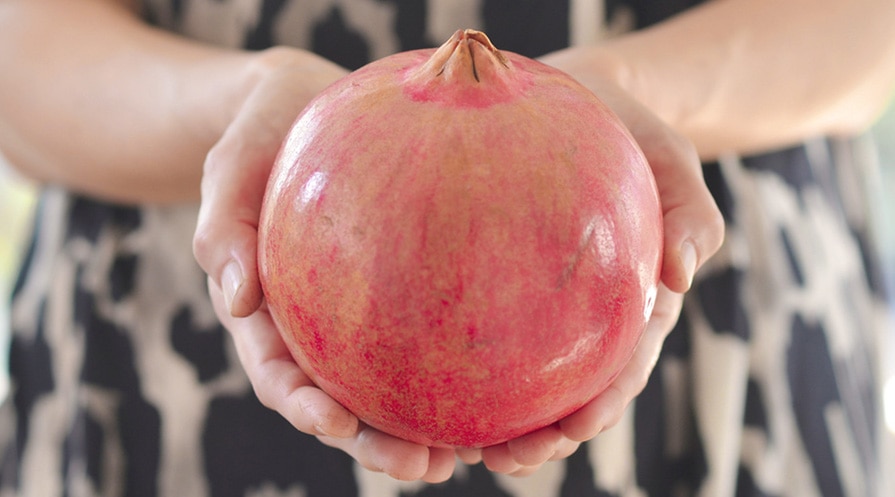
(8, 0, 889, 203)
(0, 0, 345, 204)
(542, 0, 895, 159)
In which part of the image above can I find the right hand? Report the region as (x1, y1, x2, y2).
(195, 46, 348, 317)
(193, 47, 459, 482)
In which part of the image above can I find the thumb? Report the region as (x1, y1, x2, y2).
(640, 124, 725, 293)
(608, 92, 724, 293)
(193, 123, 275, 318)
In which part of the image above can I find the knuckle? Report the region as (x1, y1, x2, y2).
(673, 130, 699, 161)
(203, 141, 230, 177)
(702, 205, 727, 254)
(633, 369, 652, 396)
(655, 125, 698, 165)
(250, 46, 303, 76)
(191, 225, 216, 268)
(253, 387, 276, 411)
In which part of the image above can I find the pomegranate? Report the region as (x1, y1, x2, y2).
(258, 29, 663, 448)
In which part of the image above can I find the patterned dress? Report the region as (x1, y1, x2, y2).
(2, 1, 893, 496)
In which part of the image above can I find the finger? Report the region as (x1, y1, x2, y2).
(508, 465, 543, 478)
(548, 438, 581, 461)
(506, 424, 563, 467)
(637, 124, 724, 293)
(497, 440, 578, 478)
(481, 443, 523, 474)
(193, 121, 275, 318)
(421, 447, 457, 483)
(656, 175, 724, 294)
(209, 280, 358, 438)
(601, 87, 724, 294)
(319, 426, 431, 481)
(456, 447, 483, 465)
(504, 442, 580, 477)
(560, 284, 682, 441)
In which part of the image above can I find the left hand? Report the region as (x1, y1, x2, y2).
(456, 47, 726, 477)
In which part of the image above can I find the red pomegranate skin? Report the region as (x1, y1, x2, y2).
(258, 30, 663, 448)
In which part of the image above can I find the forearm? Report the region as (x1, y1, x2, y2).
(0, 0, 262, 203)
(582, 0, 895, 159)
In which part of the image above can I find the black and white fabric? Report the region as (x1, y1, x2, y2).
(2, 1, 893, 496)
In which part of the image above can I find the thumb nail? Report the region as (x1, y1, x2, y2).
(222, 260, 244, 315)
(680, 241, 697, 290)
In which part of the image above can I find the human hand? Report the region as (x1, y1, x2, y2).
(453, 47, 726, 477)
(195, 42, 723, 481)
(193, 47, 459, 482)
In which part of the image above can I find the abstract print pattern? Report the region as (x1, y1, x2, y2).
(1, 1, 892, 495)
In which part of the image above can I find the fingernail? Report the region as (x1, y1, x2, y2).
(222, 260, 244, 315)
(680, 241, 697, 289)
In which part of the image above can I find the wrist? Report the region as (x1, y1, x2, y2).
(190, 46, 348, 154)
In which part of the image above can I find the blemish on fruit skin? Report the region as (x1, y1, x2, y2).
(465, 324, 478, 347)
